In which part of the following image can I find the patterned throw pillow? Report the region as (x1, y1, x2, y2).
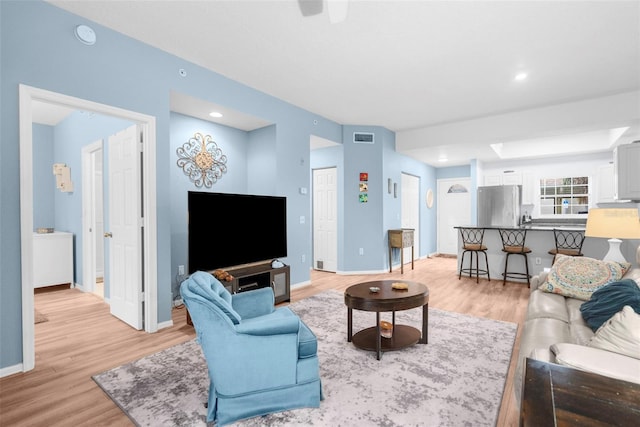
(539, 254, 631, 300)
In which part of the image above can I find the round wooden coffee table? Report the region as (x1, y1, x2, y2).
(344, 280, 429, 360)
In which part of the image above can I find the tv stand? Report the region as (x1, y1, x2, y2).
(225, 262, 290, 304)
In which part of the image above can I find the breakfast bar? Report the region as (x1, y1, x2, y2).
(455, 223, 615, 283)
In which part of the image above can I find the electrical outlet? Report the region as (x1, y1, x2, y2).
(178, 265, 185, 275)
(301, 254, 306, 263)
(359, 248, 364, 255)
(535, 257, 541, 265)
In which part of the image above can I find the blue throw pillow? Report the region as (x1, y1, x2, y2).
(580, 279, 640, 331)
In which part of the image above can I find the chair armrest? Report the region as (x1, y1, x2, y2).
(236, 316, 300, 336)
(231, 287, 275, 319)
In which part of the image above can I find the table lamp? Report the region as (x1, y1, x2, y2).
(585, 208, 640, 264)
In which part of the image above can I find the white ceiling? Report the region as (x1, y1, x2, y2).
(44, 0, 640, 166)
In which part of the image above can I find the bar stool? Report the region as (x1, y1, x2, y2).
(498, 229, 531, 287)
(458, 227, 490, 283)
(548, 229, 585, 265)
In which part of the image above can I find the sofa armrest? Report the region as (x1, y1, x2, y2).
(551, 343, 640, 385)
(530, 272, 548, 294)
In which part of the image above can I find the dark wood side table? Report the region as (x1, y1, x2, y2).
(520, 358, 640, 426)
(344, 280, 429, 360)
(388, 228, 414, 273)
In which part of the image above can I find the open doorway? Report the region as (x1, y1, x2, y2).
(82, 140, 105, 299)
(19, 84, 159, 372)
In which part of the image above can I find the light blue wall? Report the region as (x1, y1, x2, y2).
(310, 128, 437, 272)
(169, 112, 250, 298)
(383, 129, 437, 264)
(247, 125, 277, 195)
(436, 165, 471, 179)
(0, 1, 342, 369)
(343, 125, 386, 271)
(33, 124, 55, 229)
(1, 0, 442, 370)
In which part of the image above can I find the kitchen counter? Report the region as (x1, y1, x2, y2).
(457, 224, 586, 232)
(454, 224, 615, 281)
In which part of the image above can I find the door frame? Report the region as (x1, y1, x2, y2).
(81, 139, 103, 296)
(19, 84, 158, 372)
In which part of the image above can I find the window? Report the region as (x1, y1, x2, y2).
(539, 177, 589, 215)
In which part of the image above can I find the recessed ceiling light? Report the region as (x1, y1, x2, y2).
(438, 157, 448, 163)
(514, 72, 528, 81)
(209, 112, 223, 118)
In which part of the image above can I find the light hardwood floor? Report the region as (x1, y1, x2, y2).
(0, 256, 529, 426)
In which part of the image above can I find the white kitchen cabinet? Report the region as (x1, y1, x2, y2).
(33, 231, 74, 288)
(521, 172, 535, 205)
(597, 164, 615, 203)
(483, 172, 522, 187)
(483, 175, 502, 186)
(502, 172, 522, 186)
(615, 142, 640, 200)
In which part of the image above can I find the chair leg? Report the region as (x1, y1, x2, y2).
(502, 253, 509, 286)
(482, 251, 490, 282)
(458, 251, 466, 280)
(473, 251, 479, 283)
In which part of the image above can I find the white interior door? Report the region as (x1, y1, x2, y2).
(437, 178, 471, 255)
(107, 125, 143, 329)
(313, 167, 337, 272)
(401, 173, 420, 262)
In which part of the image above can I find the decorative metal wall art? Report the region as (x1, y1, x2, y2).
(176, 132, 228, 188)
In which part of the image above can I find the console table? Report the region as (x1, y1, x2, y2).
(520, 358, 640, 426)
(388, 228, 414, 274)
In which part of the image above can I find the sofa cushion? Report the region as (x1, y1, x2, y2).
(580, 279, 640, 331)
(588, 306, 640, 359)
(526, 290, 569, 323)
(551, 342, 640, 384)
(539, 255, 631, 301)
(297, 319, 318, 359)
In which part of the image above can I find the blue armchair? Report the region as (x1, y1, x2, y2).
(180, 271, 322, 426)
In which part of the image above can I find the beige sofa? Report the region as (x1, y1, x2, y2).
(514, 267, 640, 402)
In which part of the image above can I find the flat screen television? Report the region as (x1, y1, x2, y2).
(188, 191, 287, 273)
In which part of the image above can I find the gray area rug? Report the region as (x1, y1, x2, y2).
(93, 290, 517, 426)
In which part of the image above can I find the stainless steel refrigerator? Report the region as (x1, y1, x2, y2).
(477, 185, 522, 227)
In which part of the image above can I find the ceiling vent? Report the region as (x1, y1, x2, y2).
(353, 132, 374, 144)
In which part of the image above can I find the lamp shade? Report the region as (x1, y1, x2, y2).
(585, 208, 640, 239)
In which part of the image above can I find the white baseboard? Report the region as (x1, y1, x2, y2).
(336, 268, 389, 275)
(157, 319, 174, 330)
(291, 280, 311, 289)
(0, 363, 24, 378)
